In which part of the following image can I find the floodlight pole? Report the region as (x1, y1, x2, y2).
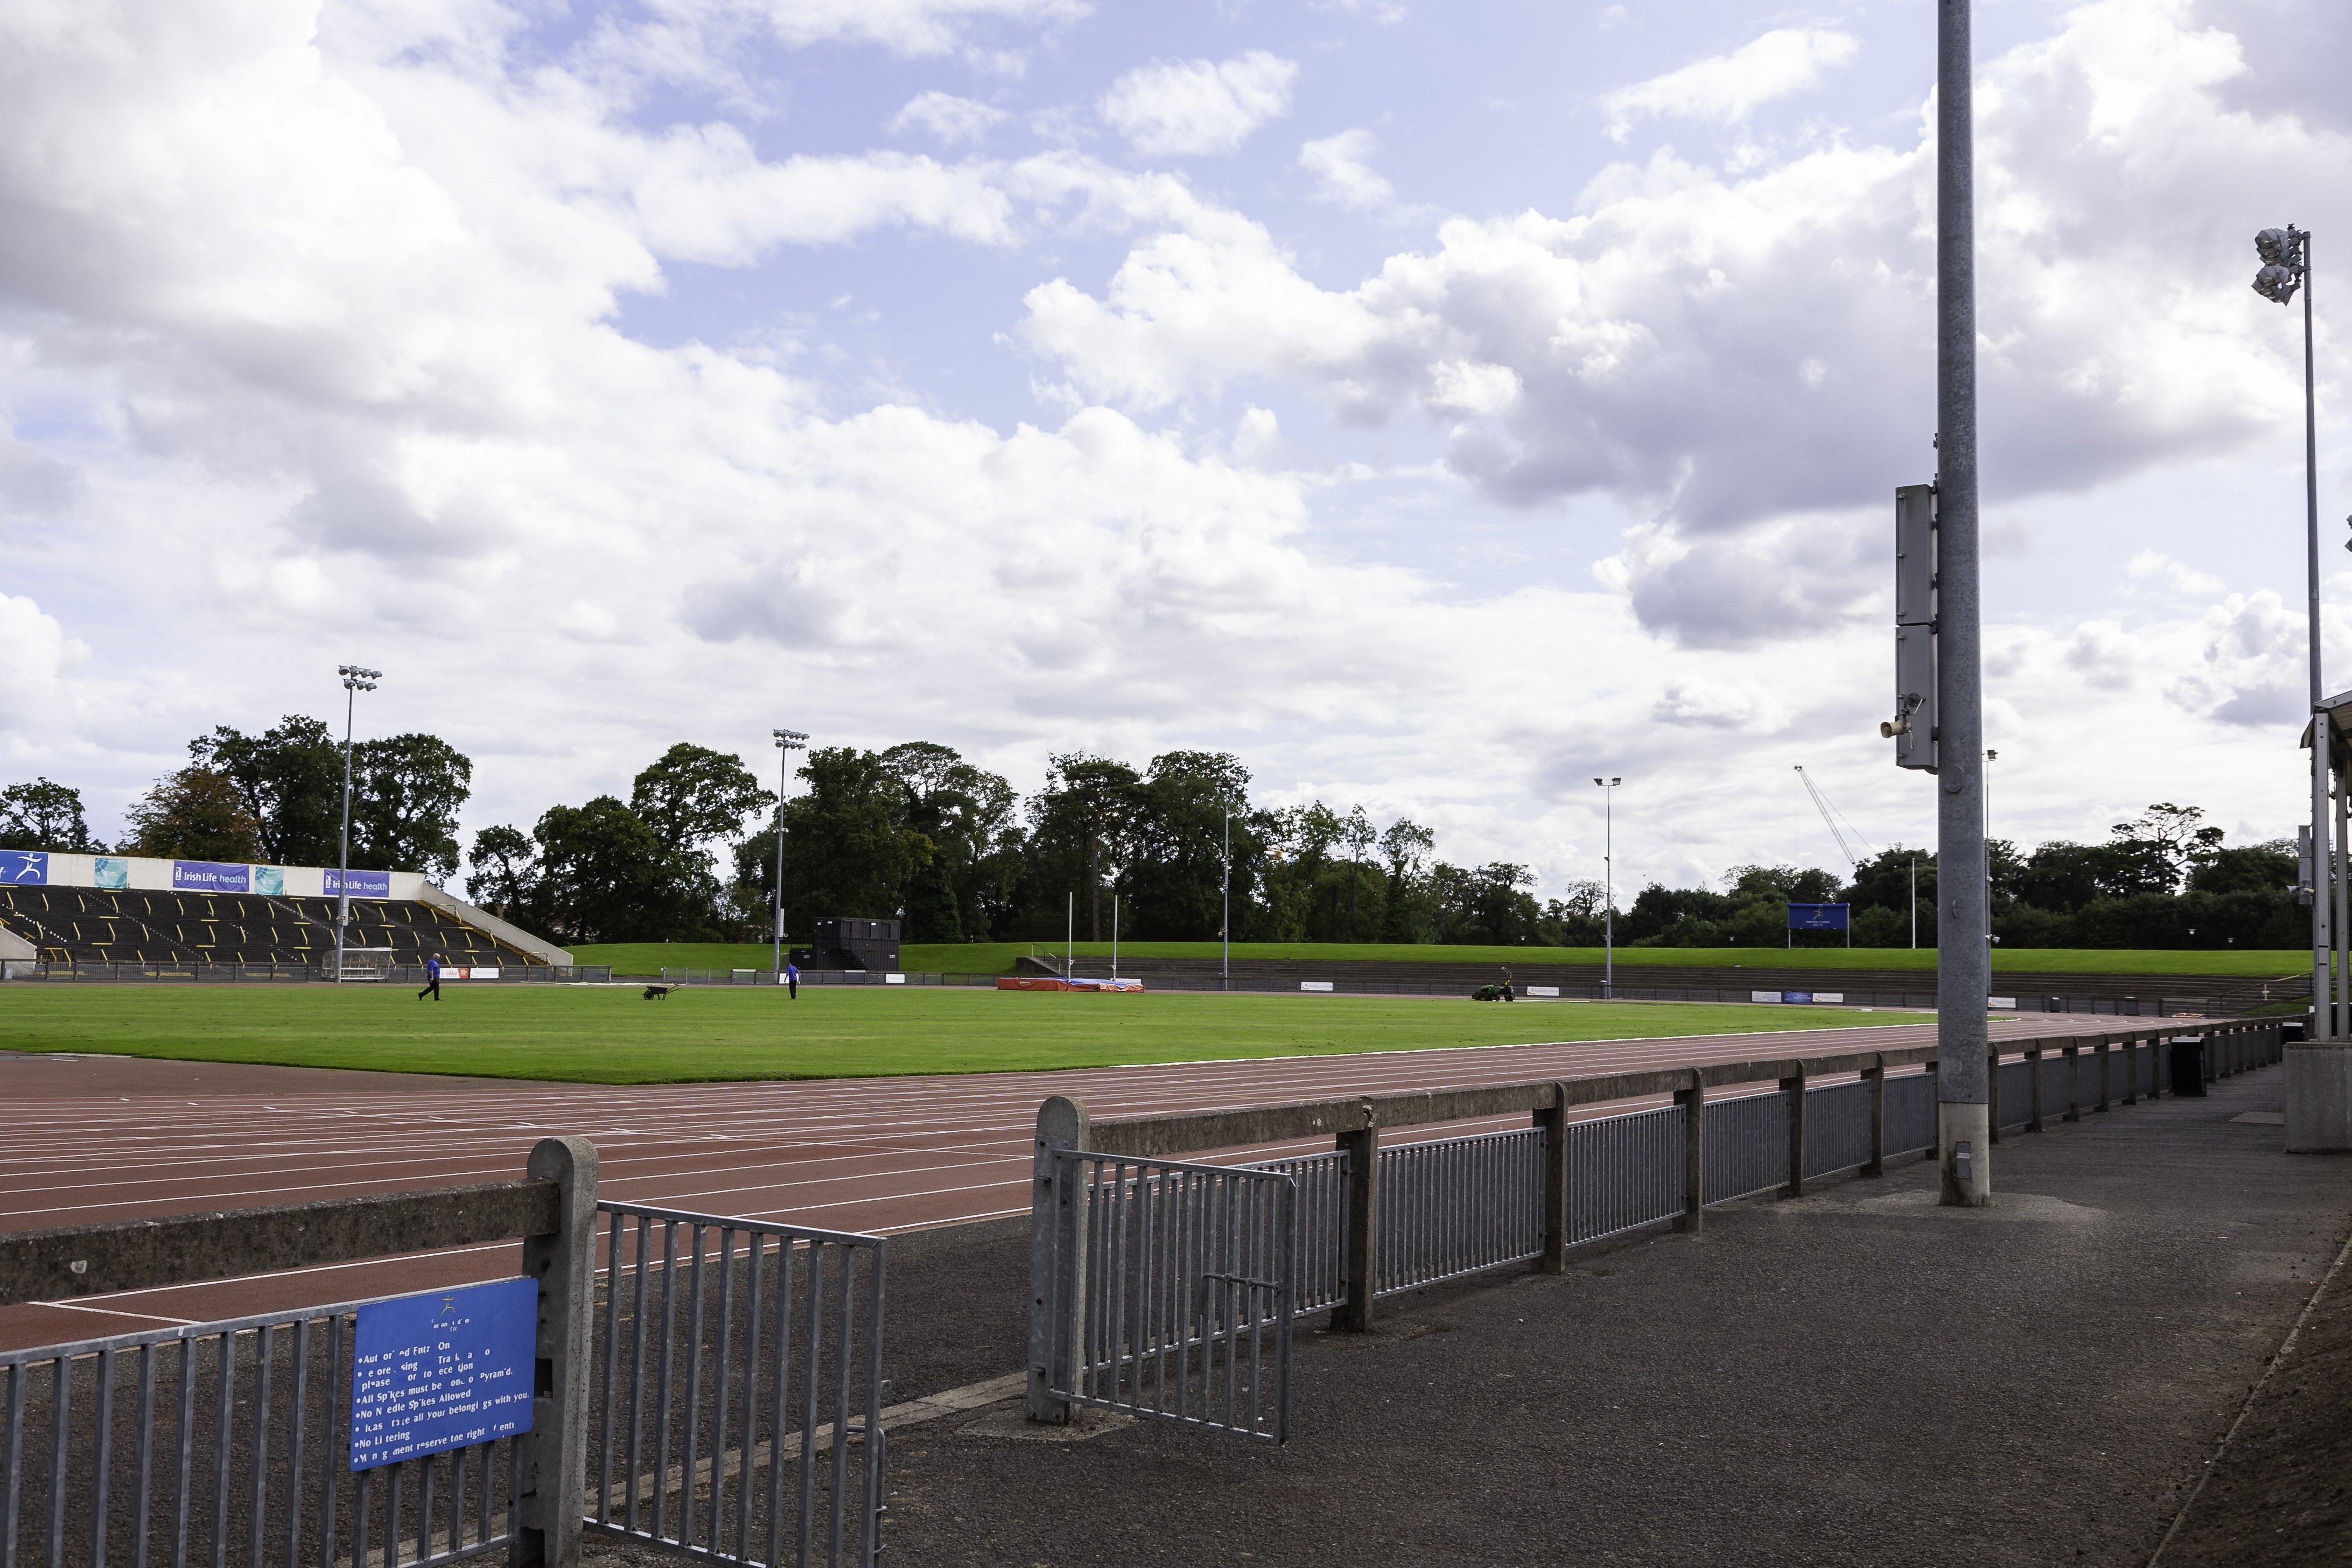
(332, 664, 379, 983)
(771, 729, 808, 978)
(1593, 776, 1621, 997)
(2304, 239, 2332, 1040)
(1934, 0, 1992, 1206)
(1221, 808, 1231, 992)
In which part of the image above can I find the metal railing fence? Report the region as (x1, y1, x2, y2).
(1037, 1018, 2285, 1412)
(0, 1297, 521, 1568)
(1563, 1104, 1686, 1248)
(586, 1205, 886, 1568)
(1373, 1128, 1545, 1299)
(1042, 1153, 1294, 1445)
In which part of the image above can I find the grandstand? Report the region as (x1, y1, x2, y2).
(0, 850, 568, 978)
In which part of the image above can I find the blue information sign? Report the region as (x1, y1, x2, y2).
(0, 851, 46, 886)
(1786, 902, 1851, 932)
(349, 1277, 536, 1471)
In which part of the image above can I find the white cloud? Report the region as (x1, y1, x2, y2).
(888, 90, 1008, 145)
(1599, 29, 1860, 140)
(727, 0, 1089, 59)
(1019, 0, 2344, 649)
(1299, 128, 1395, 209)
(0, 593, 83, 727)
(2125, 549, 2224, 596)
(1100, 52, 1298, 158)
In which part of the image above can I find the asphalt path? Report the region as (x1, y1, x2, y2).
(0, 1012, 2130, 1350)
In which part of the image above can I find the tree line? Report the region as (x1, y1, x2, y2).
(1, 726, 2301, 950)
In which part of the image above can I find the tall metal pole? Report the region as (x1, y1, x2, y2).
(1909, 856, 1918, 949)
(1934, 0, 1991, 1205)
(771, 729, 807, 978)
(331, 664, 377, 983)
(2307, 241, 2333, 1040)
(1594, 778, 1619, 996)
(1221, 808, 1231, 992)
(336, 681, 355, 979)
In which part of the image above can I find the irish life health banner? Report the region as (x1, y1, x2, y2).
(172, 860, 251, 894)
(326, 869, 393, 899)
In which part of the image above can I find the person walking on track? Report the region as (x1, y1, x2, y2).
(418, 953, 443, 1002)
(785, 959, 800, 1000)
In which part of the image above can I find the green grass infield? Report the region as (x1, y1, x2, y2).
(570, 940, 2308, 979)
(0, 985, 1910, 1085)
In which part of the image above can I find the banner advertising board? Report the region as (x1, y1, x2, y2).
(326, 868, 393, 899)
(254, 866, 285, 896)
(349, 1277, 535, 1471)
(172, 859, 251, 894)
(0, 851, 46, 886)
(93, 857, 129, 890)
(1786, 902, 1851, 931)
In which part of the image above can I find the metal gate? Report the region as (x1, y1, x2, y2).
(585, 1202, 887, 1568)
(1039, 1152, 1296, 1444)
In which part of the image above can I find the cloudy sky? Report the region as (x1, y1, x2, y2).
(1, 0, 2347, 895)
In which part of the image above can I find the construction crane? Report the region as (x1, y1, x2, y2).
(1793, 766, 1875, 871)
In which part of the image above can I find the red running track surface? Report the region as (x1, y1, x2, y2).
(0, 1014, 2126, 1351)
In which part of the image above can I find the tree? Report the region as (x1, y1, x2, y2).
(632, 744, 774, 855)
(1027, 754, 1143, 941)
(464, 825, 540, 925)
(351, 733, 473, 881)
(2189, 841, 2295, 898)
(123, 767, 264, 862)
(189, 716, 343, 866)
(530, 797, 684, 943)
(2111, 803, 2225, 893)
(878, 743, 1019, 943)
(734, 747, 933, 936)
(1378, 819, 1437, 942)
(1118, 751, 1250, 940)
(0, 779, 102, 851)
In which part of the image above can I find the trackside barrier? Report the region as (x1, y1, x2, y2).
(1027, 1019, 2283, 1441)
(0, 1145, 887, 1568)
(1035, 1153, 1294, 1444)
(586, 1205, 886, 1568)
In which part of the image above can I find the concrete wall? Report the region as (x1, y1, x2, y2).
(6, 849, 429, 900)
(416, 883, 572, 967)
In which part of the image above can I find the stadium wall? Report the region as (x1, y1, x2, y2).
(0, 849, 428, 900)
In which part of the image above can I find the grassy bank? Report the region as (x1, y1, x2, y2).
(568, 940, 2307, 979)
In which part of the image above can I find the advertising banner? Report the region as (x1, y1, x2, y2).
(254, 866, 285, 897)
(93, 857, 128, 890)
(0, 851, 46, 886)
(172, 860, 251, 894)
(1786, 902, 1851, 931)
(326, 869, 393, 899)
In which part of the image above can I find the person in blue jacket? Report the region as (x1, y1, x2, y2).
(417, 954, 442, 1002)
(785, 959, 800, 1000)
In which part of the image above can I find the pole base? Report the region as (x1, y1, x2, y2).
(1937, 1102, 1991, 1207)
(2286, 1043, 2352, 1152)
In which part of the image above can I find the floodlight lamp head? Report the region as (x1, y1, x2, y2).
(2255, 227, 2299, 267)
(2253, 264, 2302, 305)
(773, 727, 809, 749)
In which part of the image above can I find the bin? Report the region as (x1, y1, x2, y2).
(2168, 1035, 2207, 1097)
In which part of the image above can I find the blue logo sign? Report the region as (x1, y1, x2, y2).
(0, 851, 46, 886)
(172, 860, 251, 894)
(327, 869, 392, 899)
(1784, 990, 1815, 1005)
(1786, 902, 1851, 931)
(349, 1277, 536, 1471)
(93, 857, 128, 890)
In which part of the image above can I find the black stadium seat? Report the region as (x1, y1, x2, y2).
(0, 885, 547, 971)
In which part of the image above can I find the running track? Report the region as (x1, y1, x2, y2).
(0, 1014, 2127, 1351)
